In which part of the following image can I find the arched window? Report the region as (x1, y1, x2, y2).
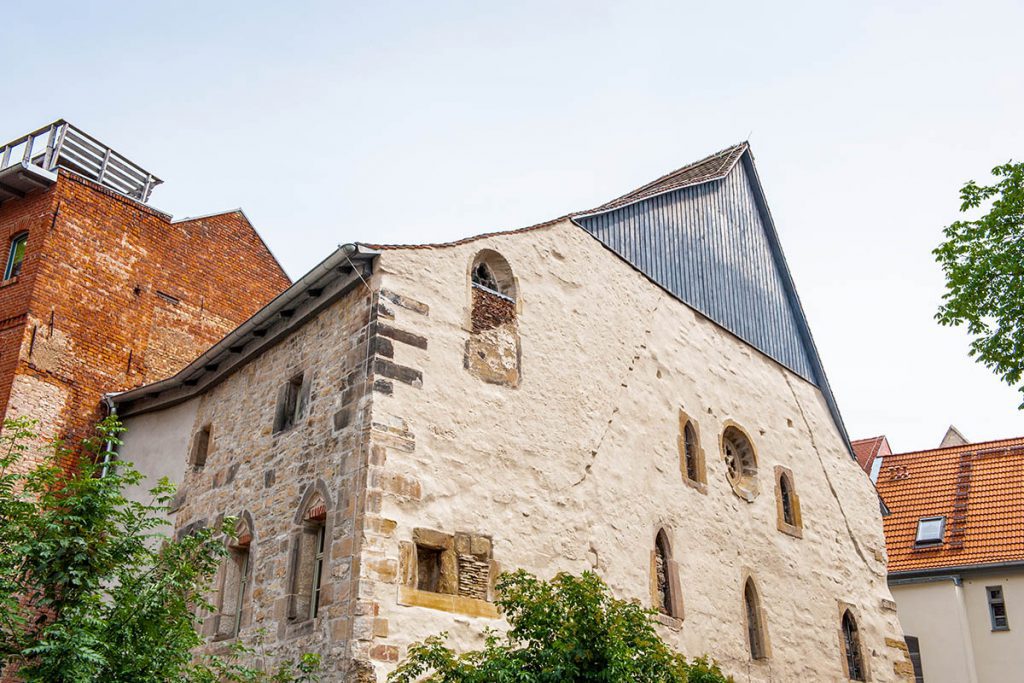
(216, 515, 253, 639)
(466, 249, 521, 387)
(841, 610, 865, 680)
(652, 529, 683, 620)
(723, 425, 759, 501)
(775, 466, 802, 536)
(289, 485, 330, 621)
(744, 578, 768, 660)
(678, 411, 706, 491)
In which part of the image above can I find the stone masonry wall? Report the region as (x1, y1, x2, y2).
(353, 220, 913, 682)
(0, 172, 290, 464)
(171, 283, 387, 679)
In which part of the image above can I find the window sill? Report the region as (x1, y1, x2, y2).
(654, 613, 682, 630)
(682, 477, 707, 495)
(0, 276, 19, 288)
(777, 522, 803, 539)
(992, 626, 1010, 632)
(397, 585, 498, 619)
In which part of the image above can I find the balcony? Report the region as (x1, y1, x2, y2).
(0, 120, 162, 205)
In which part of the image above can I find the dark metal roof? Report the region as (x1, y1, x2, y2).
(574, 145, 853, 456)
(581, 142, 748, 215)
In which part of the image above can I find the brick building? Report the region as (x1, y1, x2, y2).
(115, 143, 914, 680)
(0, 120, 290, 463)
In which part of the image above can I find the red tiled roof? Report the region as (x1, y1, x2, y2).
(877, 437, 1024, 574)
(851, 436, 887, 474)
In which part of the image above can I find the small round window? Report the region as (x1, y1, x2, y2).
(722, 425, 758, 501)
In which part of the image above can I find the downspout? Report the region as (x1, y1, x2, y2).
(100, 394, 118, 478)
(951, 575, 980, 683)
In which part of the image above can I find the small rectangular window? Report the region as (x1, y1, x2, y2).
(988, 586, 1009, 631)
(4, 233, 27, 280)
(273, 371, 309, 433)
(904, 635, 924, 683)
(416, 545, 442, 593)
(190, 425, 211, 469)
(915, 516, 945, 545)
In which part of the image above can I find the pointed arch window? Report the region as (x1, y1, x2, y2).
(651, 529, 683, 620)
(678, 411, 706, 491)
(744, 578, 768, 660)
(216, 516, 252, 639)
(775, 466, 802, 537)
(289, 487, 330, 621)
(841, 609, 865, 680)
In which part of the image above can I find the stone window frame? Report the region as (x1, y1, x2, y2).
(774, 465, 803, 538)
(677, 409, 707, 493)
(397, 527, 499, 619)
(721, 421, 760, 502)
(741, 572, 771, 662)
(189, 423, 212, 470)
(4, 231, 27, 281)
(837, 602, 870, 681)
(650, 528, 684, 627)
(213, 511, 255, 641)
(273, 369, 312, 435)
(286, 481, 332, 627)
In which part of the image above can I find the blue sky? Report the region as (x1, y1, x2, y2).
(5, 1, 1024, 451)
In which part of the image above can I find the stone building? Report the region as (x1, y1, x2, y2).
(114, 143, 914, 681)
(0, 120, 290, 467)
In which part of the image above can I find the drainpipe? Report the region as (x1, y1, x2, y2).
(952, 575, 980, 683)
(100, 394, 118, 478)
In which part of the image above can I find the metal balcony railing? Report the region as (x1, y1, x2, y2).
(0, 120, 162, 203)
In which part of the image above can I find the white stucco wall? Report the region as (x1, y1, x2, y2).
(120, 397, 198, 525)
(359, 219, 909, 681)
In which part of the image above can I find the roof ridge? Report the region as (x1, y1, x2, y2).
(887, 436, 1024, 459)
(577, 141, 749, 216)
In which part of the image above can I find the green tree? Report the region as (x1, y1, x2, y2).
(935, 161, 1024, 407)
(0, 416, 320, 682)
(388, 570, 732, 683)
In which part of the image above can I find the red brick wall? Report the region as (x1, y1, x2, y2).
(0, 187, 59, 430)
(0, 171, 291, 450)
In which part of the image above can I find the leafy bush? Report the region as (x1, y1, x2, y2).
(388, 570, 732, 683)
(0, 416, 320, 682)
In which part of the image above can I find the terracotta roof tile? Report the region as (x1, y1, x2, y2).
(877, 437, 1024, 574)
(851, 436, 886, 474)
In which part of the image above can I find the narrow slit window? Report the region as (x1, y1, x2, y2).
(744, 578, 767, 660)
(988, 586, 1009, 631)
(780, 475, 795, 525)
(684, 422, 699, 482)
(274, 372, 309, 434)
(310, 524, 326, 619)
(915, 516, 945, 545)
(842, 610, 865, 680)
(190, 425, 211, 469)
(4, 233, 27, 280)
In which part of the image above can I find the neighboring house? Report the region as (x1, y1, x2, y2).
(853, 435, 892, 482)
(877, 434, 1024, 683)
(113, 143, 914, 681)
(0, 120, 290, 473)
